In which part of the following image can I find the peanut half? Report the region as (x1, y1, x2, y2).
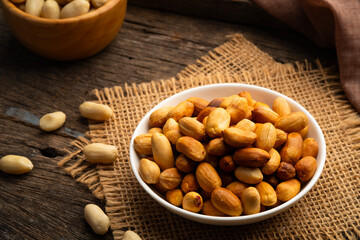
(255, 181, 277, 206)
(79, 101, 112, 121)
(39, 111, 66, 132)
(294, 156, 317, 182)
(254, 122, 276, 151)
(195, 162, 222, 192)
(233, 148, 270, 168)
(240, 187, 261, 215)
(275, 112, 308, 133)
(176, 136, 206, 162)
(276, 179, 301, 202)
(280, 132, 303, 165)
(272, 97, 291, 116)
(223, 127, 257, 148)
(84, 204, 109, 235)
(133, 134, 152, 156)
(234, 166, 263, 184)
(123, 230, 142, 240)
(138, 158, 160, 184)
(83, 143, 118, 164)
(167, 101, 194, 122)
(152, 132, 174, 170)
(0, 155, 33, 175)
(158, 168, 182, 190)
(205, 108, 231, 138)
(211, 187, 243, 216)
(150, 107, 174, 127)
(178, 117, 206, 141)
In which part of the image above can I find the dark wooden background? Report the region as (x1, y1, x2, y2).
(0, 0, 336, 239)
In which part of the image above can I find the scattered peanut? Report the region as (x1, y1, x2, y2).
(84, 204, 109, 235)
(39, 111, 66, 131)
(0, 155, 33, 174)
(123, 230, 142, 240)
(79, 102, 112, 121)
(83, 143, 118, 164)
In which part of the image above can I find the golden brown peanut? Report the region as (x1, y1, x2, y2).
(218, 170, 236, 187)
(39, 111, 66, 131)
(152, 133, 174, 170)
(238, 91, 256, 106)
(233, 148, 270, 167)
(203, 152, 219, 168)
(240, 187, 261, 215)
(154, 180, 168, 193)
(255, 181, 277, 206)
(202, 200, 226, 216)
(159, 168, 182, 190)
(302, 138, 319, 158)
(181, 173, 200, 193)
(226, 181, 248, 198)
(84, 204, 109, 235)
(79, 102, 112, 121)
(226, 96, 248, 125)
(196, 107, 216, 123)
(186, 97, 209, 116)
(139, 158, 160, 184)
(163, 118, 178, 135)
(165, 189, 183, 207)
(223, 128, 257, 148)
(235, 119, 256, 132)
(277, 162, 296, 180)
(25, 0, 44, 16)
(91, 0, 108, 8)
(41, 0, 60, 19)
(60, 0, 90, 18)
(294, 156, 317, 182)
(273, 129, 288, 149)
(254, 122, 276, 151)
(147, 127, 162, 134)
(150, 107, 175, 127)
(272, 97, 291, 116)
(276, 179, 301, 202)
(182, 192, 203, 213)
(299, 125, 309, 138)
(175, 154, 197, 173)
(220, 95, 238, 109)
(83, 143, 118, 164)
(219, 155, 236, 172)
(254, 102, 270, 109)
(195, 162, 222, 192)
(206, 138, 231, 156)
(275, 112, 308, 133)
(208, 98, 224, 108)
(179, 117, 206, 141)
(176, 136, 206, 162)
(264, 174, 280, 188)
(0, 155, 33, 175)
(134, 134, 152, 155)
(245, 108, 253, 120)
(253, 105, 279, 124)
(165, 130, 183, 145)
(167, 101, 194, 122)
(261, 148, 281, 175)
(234, 166, 263, 184)
(211, 187, 243, 216)
(280, 132, 303, 165)
(205, 108, 231, 138)
(202, 116, 208, 125)
(123, 230, 142, 240)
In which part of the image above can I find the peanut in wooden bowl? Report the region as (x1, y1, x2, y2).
(1, 0, 127, 61)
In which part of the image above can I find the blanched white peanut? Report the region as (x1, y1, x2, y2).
(0, 155, 33, 175)
(39, 111, 66, 131)
(41, 0, 60, 19)
(123, 230, 142, 240)
(83, 143, 118, 164)
(79, 101, 112, 121)
(25, 0, 44, 16)
(84, 204, 109, 235)
(60, 0, 90, 18)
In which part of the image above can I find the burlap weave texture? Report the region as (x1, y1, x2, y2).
(59, 34, 360, 239)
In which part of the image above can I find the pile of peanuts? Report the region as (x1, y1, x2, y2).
(134, 91, 319, 216)
(11, 0, 110, 19)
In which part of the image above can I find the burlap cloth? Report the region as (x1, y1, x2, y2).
(58, 34, 360, 239)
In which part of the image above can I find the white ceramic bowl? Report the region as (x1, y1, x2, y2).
(130, 83, 326, 226)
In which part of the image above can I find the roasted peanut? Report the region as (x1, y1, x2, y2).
(196, 107, 216, 123)
(255, 181, 277, 206)
(235, 119, 256, 132)
(240, 187, 261, 215)
(41, 0, 60, 19)
(123, 230, 142, 240)
(83, 143, 118, 164)
(280, 132, 303, 165)
(176, 136, 206, 162)
(211, 187, 243, 216)
(186, 97, 209, 116)
(0, 155, 33, 175)
(294, 156, 317, 182)
(167, 101, 194, 122)
(195, 162, 222, 192)
(134, 134, 152, 155)
(159, 168, 182, 190)
(253, 105, 279, 124)
(79, 102, 112, 121)
(175, 154, 197, 173)
(273, 129, 288, 149)
(139, 158, 160, 184)
(182, 192, 203, 213)
(223, 128, 257, 148)
(39, 111, 66, 131)
(60, 0, 90, 18)
(208, 98, 224, 107)
(226, 181, 248, 198)
(147, 127, 162, 134)
(299, 125, 308, 138)
(261, 148, 281, 175)
(202, 200, 226, 216)
(238, 91, 256, 106)
(254, 122, 276, 151)
(272, 97, 291, 116)
(233, 148, 270, 167)
(206, 138, 231, 156)
(226, 96, 248, 125)
(220, 95, 238, 109)
(202, 116, 208, 125)
(84, 204, 109, 235)
(165, 130, 183, 145)
(150, 107, 174, 127)
(275, 112, 308, 133)
(25, 0, 44, 16)
(302, 138, 319, 158)
(166, 189, 183, 207)
(277, 162, 296, 180)
(179, 117, 206, 141)
(181, 173, 200, 193)
(276, 179, 301, 202)
(219, 155, 236, 172)
(234, 166, 263, 184)
(152, 133, 174, 170)
(205, 108, 231, 138)
(163, 118, 178, 135)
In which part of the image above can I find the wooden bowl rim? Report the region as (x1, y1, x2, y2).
(1, 0, 125, 24)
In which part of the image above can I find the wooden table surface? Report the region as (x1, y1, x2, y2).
(0, 1, 336, 239)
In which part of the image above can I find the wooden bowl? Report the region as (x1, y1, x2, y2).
(1, 0, 127, 61)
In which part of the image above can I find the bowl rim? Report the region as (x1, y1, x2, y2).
(130, 83, 326, 224)
(1, 0, 125, 24)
